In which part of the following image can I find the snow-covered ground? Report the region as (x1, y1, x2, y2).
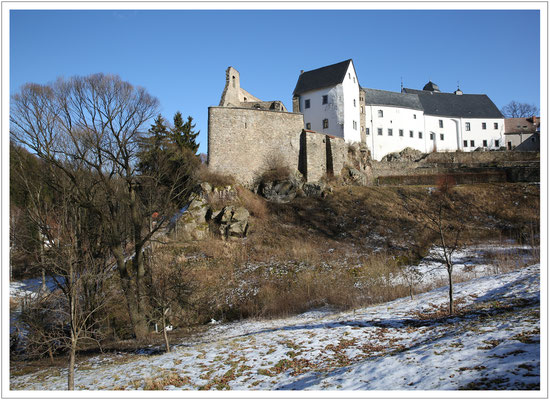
(10, 261, 540, 391)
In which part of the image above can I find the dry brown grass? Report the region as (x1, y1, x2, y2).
(235, 186, 268, 220)
(143, 373, 191, 390)
(198, 165, 235, 188)
(132, 183, 541, 329)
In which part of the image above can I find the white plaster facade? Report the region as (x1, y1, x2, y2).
(365, 105, 426, 160)
(294, 60, 505, 161)
(458, 118, 505, 150)
(297, 61, 360, 143)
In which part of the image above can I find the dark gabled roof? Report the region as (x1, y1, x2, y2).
(402, 88, 503, 118)
(362, 88, 423, 110)
(293, 59, 352, 96)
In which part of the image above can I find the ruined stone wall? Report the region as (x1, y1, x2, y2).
(208, 107, 305, 185)
(299, 131, 348, 182)
(330, 136, 348, 176)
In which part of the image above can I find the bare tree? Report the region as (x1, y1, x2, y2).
(399, 177, 473, 315)
(10, 74, 198, 341)
(11, 148, 112, 390)
(500, 101, 539, 118)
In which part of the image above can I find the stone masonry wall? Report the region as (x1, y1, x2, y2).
(208, 107, 305, 185)
(299, 131, 348, 182)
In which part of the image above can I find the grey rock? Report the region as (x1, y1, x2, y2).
(346, 167, 368, 186)
(227, 220, 249, 237)
(303, 181, 327, 197)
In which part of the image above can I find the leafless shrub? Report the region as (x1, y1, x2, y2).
(257, 154, 291, 183)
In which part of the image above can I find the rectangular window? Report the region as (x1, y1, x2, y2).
(409, 130, 413, 138)
(440, 133, 444, 140)
(495, 139, 500, 147)
(470, 140, 475, 147)
(378, 128, 383, 136)
(323, 119, 329, 129)
(366, 128, 370, 135)
(353, 99, 356, 107)
(413, 114, 417, 119)
(439, 120, 443, 128)
(399, 129, 404, 137)
(306, 122, 311, 130)
(388, 128, 393, 136)
(483, 140, 488, 147)
(465, 122, 471, 131)
(482, 122, 487, 130)
(430, 133, 434, 140)
(360, 106, 364, 114)
(353, 120, 357, 130)
(494, 122, 498, 129)
(322, 95, 328, 105)
(463, 140, 468, 147)
(419, 131, 423, 139)
(378, 110, 383, 117)
(305, 99, 310, 109)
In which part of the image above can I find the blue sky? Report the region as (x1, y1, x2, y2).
(10, 9, 541, 154)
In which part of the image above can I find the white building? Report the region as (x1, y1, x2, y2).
(293, 61, 505, 161)
(292, 59, 361, 143)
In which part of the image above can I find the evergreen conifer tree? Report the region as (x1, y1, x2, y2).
(138, 115, 169, 175)
(171, 111, 199, 154)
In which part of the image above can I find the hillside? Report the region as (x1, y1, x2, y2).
(10, 261, 540, 390)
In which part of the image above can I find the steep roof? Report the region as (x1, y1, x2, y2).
(402, 88, 503, 119)
(293, 59, 353, 96)
(362, 88, 423, 110)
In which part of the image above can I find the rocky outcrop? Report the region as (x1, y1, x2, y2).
(257, 169, 305, 203)
(342, 143, 372, 186)
(302, 181, 330, 198)
(217, 206, 250, 238)
(381, 147, 423, 163)
(342, 167, 368, 186)
(170, 183, 249, 240)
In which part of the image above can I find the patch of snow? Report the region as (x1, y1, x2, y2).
(10, 262, 540, 391)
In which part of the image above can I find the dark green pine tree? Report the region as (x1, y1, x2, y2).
(171, 111, 200, 154)
(138, 114, 170, 175)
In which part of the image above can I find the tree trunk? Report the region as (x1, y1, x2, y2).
(113, 246, 149, 341)
(68, 341, 76, 390)
(162, 310, 170, 353)
(447, 266, 454, 315)
(41, 268, 47, 292)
